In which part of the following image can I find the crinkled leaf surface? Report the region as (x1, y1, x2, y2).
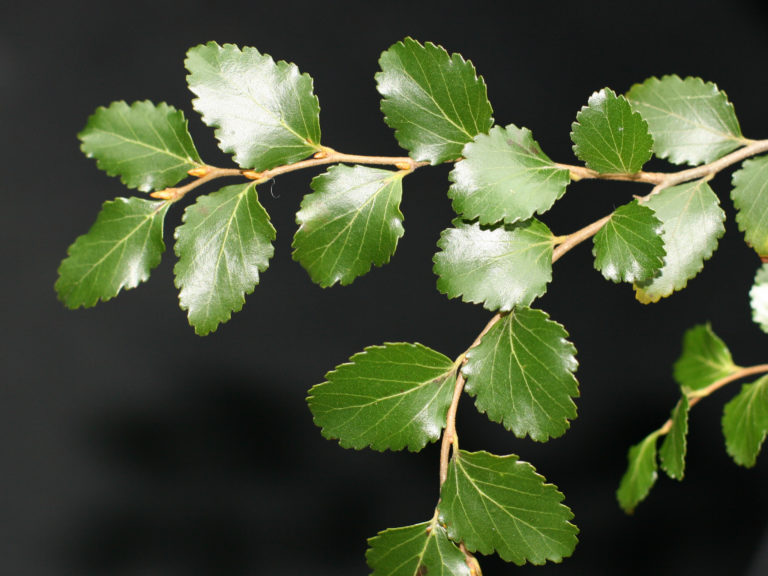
(462, 307, 578, 441)
(434, 219, 554, 312)
(626, 75, 744, 165)
(439, 450, 578, 565)
(56, 197, 169, 308)
(617, 431, 659, 513)
(592, 200, 665, 283)
(750, 264, 768, 334)
(293, 165, 405, 287)
(732, 155, 768, 257)
(376, 37, 493, 164)
(448, 124, 569, 224)
(571, 88, 653, 174)
(174, 183, 275, 335)
(673, 324, 737, 393)
(659, 396, 690, 480)
(634, 180, 725, 303)
(722, 375, 768, 467)
(79, 101, 202, 192)
(186, 42, 321, 170)
(307, 343, 456, 452)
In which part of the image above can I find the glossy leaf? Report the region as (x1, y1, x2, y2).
(571, 88, 653, 174)
(186, 42, 321, 170)
(434, 219, 554, 312)
(174, 183, 275, 335)
(376, 37, 493, 164)
(673, 324, 737, 393)
(659, 396, 690, 480)
(307, 343, 456, 452)
(617, 431, 659, 513)
(292, 165, 405, 287)
(634, 180, 725, 303)
(56, 197, 170, 308)
(626, 75, 745, 165)
(448, 124, 570, 225)
(592, 200, 665, 283)
(722, 375, 768, 467)
(439, 450, 578, 565)
(750, 264, 768, 334)
(462, 307, 579, 441)
(732, 155, 768, 257)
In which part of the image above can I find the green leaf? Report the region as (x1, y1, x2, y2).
(634, 180, 725, 303)
(626, 75, 745, 166)
(56, 197, 169, 308)
(376, 37, 493, 165)
(366, 521, 471, 576)
(462, 307, 579, 441)
(79, 101, 202, 192)
(186, 42, 321, 170)
(448, 124, 570, 225)
(434, 219, 554, 312)
(439, 450, 578, 565)
(307, 343, 456, 452)
(292, 165, 405, 287)
(722, 375, 768, 467)
(592, 200, 665, 283)
(750, 264, 768, 334)
(617, 431, 659, 513)
(732, 155, 768, 257)
(571, 88, 653, 174)
(659, 396, 690, 481)
(673, 324, 738, 393)
(174, 183, 275, 335)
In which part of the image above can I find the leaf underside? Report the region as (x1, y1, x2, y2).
(750, 264, 768, 334)
(732, 155, 768, 257)
(659, 396, 690, 480)
(617, 431, 659, 513)
(673, 323, 737, 393)
(722, 375, 768, 467)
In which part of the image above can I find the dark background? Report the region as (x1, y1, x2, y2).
(4, 0, 768, 574)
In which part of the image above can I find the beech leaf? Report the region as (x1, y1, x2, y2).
(750, 264, 768, 334)
(722, 375, 768, 468)
(617, 431, 659, 513)
(659, 396, 690, 481)
(673, 324, 737, 393)
(731, 155, 768, 257)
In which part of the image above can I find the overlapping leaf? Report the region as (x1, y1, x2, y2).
(439, 450, 578, 565)
(376, 37, 493, 164)
(659, 396, 690, 480)
(634, 180, 725, 303)
(732, 155, 768, 257)
(293, 165, 405, 287)
(462, 307, 579, 441)
(434, 219, 554, 312)
(617, 431, 659, 513)
(722, 375, 768, 467)
(448, 124, 570, 224)
(56, 197, 170, 308)
(750, 264, 768, 334)
(307, 343, 456, 452)
(174, 183, 275, 335)
(186, 42, 321, 170)
(571, 88, 653, 174)
(673, 324, 737, 393)
(626, 75, 745, 165)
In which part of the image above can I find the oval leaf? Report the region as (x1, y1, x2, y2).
(750, 264, 768, 334)
(732, 155, 768, 257)
(722, 375, 768, 468)
(673, 324, 737, 393)
(659, 396, 690, 481)
(617, 431, 659, 513)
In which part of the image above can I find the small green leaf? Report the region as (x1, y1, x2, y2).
(634, 180, 725, 303)
(617, 431, 659, 513)
(750, 264, 768, 334)
(174, 183, 275, 335)
(434, 219, 554, 312)
(376, 37, 493, 165)
(462, 307, 579, 441)
(439, 450, 578, 565)
(592, 200, 665, 284)
(308, 343, 456, 452)
(56, 197, 169, 308)
(448, 124, 570, 225)
(79, 101, 202, 192)
(186, 42, 321, 170)
(732, 155, 768, 257)
(659, 396, 690, 481)
(673, 324, 738, 393)
(626, 75, 745, 166)
(292, 165, 405, 287)
(366, 521, 471, 576)
(571, 88, 653, 174)
(722, 375, 768, 467)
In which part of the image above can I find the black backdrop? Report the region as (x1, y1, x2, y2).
(4, 0, 768, 574)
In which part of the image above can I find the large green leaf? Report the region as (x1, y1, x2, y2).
(750, 264, 768, 334)
(592, 200, 665, 284)
(439, 450, 578, 565)
(56, 197, 169, 308)
(292, 165, 405, 287)
(174, 183, 275, 335)
(376, 37, 493, 165)
(366, 521, 471, 576)
(434, 219, 554, 312)
(732, 155, 768, 257)
(626, 75, 745, 166)
(659, 396, 690, 481)
(634, 180, 725, 303)
(448, 124, 570, 225)
(571, 88, 653, 174)
(462, 307, 579, 441)
(722, 375, 768, 467)
(186, 42, 321, 170)
(673, 324, 737, 393)
(617, 431, 659, 513)
(307, 343, 456, 452)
